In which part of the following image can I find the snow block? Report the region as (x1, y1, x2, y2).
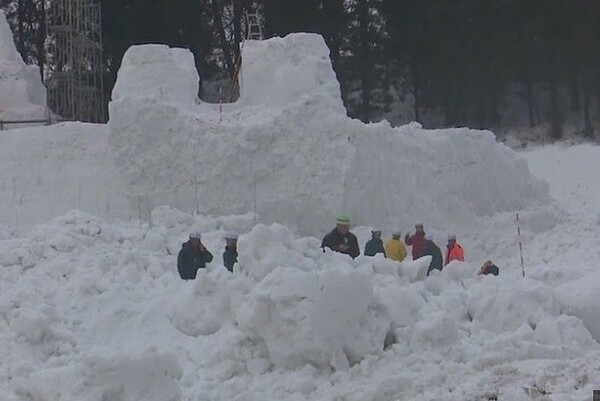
(466, 278, 560, 333)
(239, 34, 346, 114)
(237, 266, 388, 370)
(111, 44, 199, 106)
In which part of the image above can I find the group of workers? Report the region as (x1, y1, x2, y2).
(321, 214, 498, 277)
(177, 213, 499, 280)
(177, 232, 239, 280)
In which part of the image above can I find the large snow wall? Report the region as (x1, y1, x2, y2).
(108, 33, 550, 234)
(0, 10, 47, 124)
(0, 123, 131, 230)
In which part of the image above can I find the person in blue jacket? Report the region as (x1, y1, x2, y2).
(364, 229, 386, 257)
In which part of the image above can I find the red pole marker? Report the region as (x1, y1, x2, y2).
(516, 213, 525, 277)
(218, 84, 223, 123)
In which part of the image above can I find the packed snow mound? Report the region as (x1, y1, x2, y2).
(1, 208, 599, 401)
(108, 33, 550, 235)
(0, 10, 47, 124)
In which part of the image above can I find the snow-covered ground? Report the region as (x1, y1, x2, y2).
(1, 144, 600, 401)
(1, 20, 600, 401)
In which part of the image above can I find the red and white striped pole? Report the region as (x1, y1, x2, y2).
(218, 84, 223, 123)
(516, 212, 525, 277)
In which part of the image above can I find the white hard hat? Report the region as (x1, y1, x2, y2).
(189, 232, 202, 240)
(224, 232, 239, 240)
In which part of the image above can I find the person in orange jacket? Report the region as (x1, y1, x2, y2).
(445, 234, 464, 265)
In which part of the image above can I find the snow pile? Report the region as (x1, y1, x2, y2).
(0, 10, 47, 125)
(108, 33, 550, 235)
(2, 208, 600, 400)
(466, 278, 560, 334)
(234, 224, 390, 371)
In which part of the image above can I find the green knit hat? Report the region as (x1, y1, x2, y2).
(336, 213, 351, 225)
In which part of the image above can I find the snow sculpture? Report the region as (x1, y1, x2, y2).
(0, 10, 47, 124)
(108, 33, 550, 234)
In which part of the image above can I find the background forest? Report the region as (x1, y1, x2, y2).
(2, 0, 600, 138)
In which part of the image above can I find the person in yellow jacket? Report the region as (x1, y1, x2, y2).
(385, 230, 407, 262)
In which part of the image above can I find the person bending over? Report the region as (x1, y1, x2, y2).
(365, 229, 386, 257)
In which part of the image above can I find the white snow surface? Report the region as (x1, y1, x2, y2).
(2, 28, 600, 400)
(0, 10, 47, 125)
(108, 33, 550, 234)
(1, 188, 600, 400)
(0, 122, 130, 230)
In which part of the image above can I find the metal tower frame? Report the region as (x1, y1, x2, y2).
(46, 0, 105, 123)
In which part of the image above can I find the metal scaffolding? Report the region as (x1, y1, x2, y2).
(46, 0, 105, 123)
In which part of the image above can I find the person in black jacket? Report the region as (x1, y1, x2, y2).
(422, 234, 443, 276)
(177, 232, 213, 280)
(321, 214, 360, 259)
(364, 229, 386, 257)
(223, 232, 239, 272)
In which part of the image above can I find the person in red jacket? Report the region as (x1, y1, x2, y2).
(478, 260, 499, 276)
(405, 223, 426, 260)
(445, 234, 465, 265)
